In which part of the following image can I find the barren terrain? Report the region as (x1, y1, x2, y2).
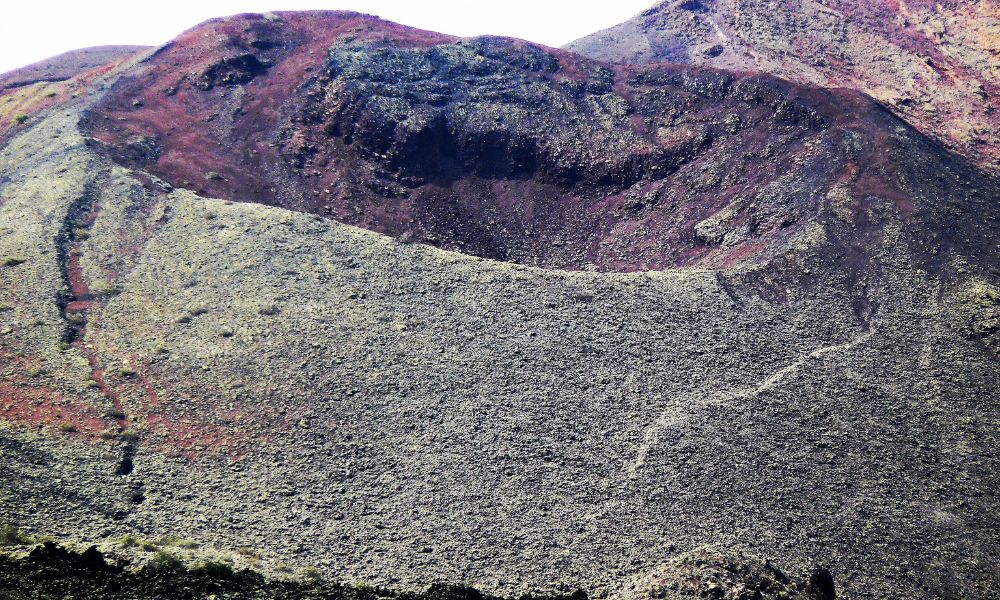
(0, 10, 998, 600)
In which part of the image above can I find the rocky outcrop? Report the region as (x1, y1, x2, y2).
(0, 540, 832, 600)
(622, 550, 836, 600)
(0, 539, 582, 599)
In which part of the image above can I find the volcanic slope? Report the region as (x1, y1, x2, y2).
(567, 0, 1000, 173)
(0, 46, 148, 91)
(0, 46, 146, 146)
(0, 11, 998, 600)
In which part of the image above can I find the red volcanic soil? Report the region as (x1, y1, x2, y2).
(0, 382, 107, 438)
(0, 352, 110, 439)
(82, 11, 1000, 272)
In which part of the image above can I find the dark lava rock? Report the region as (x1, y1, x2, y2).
(0, 542, 591, 600)
(196, 54, 269, 90)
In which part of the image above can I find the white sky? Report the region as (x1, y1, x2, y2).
(0, 0, 654, 75)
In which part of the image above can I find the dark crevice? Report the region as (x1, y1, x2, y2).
(115, 443, 136, 476)
(54, 167, 141, 474)
(716, 271, 746, 311)
(55, 174, 105, 345)
(129, 482, 146, 504)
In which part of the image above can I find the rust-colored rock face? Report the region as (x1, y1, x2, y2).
(82, 11, 997, 274)
(568, 0, 1000, 172)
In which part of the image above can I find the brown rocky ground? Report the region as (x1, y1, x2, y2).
(567, 0, 1000, 172)
(0, 11, 998, 600)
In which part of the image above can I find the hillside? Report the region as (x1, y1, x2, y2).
(0, 10, 998, 600)
(0, 46, 148, 91)
(0, 46, 147, 145)
(567, 0, 1000, 172)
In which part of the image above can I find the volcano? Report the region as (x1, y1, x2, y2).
(0, 9, 998, 600)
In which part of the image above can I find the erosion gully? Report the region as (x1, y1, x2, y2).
(57, 171, 145, 476)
